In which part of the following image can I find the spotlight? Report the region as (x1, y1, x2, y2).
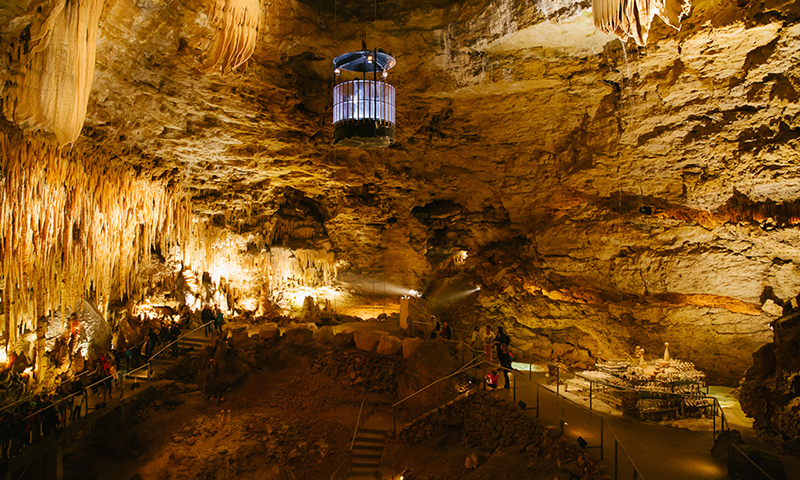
(577, 436, 587, 449)
(367, 55, 373, 62)
(334, 68, 341, 76)
(382, 70, 388, 78)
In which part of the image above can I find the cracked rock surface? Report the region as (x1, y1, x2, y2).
(3, 0, 800, 384)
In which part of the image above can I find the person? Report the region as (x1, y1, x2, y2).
(201, 305, 214, 336)
(429, 317, 440, 339)
(170, 323, 181, 356)
(470, 326, 480, 348)
(145, 328, 158, 358)
(498, 343, 513, 389)
(494, 326, 510, 360)
(485, 370, 499, 390)
(482, 325, 494, 362)
(439, 321, 452, 340)
(116, 348, 129, 389)
(70, 378, 86, 420)
(214, 307, 224, 335)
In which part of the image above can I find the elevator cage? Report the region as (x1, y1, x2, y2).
(332, 49, 396, 148)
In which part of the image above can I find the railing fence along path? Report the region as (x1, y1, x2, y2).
(0, 320, 214, 467)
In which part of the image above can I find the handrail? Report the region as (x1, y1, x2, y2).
(351, 395, 369, 450)
(505, 342, 712, 405)
(392, 355, 486, 408)
(509, 367, 647, 479)
(731, 443, 776, 480)
(0, 364, 101, 414)
(1, 320, 216, 465)
(331, 394, 370, 480)
(148, 321, 214, 364)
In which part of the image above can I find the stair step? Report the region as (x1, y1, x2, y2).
(350, 466, 378, 474)
(352, 460, 381, 467)
(347, 474, 378, 479)
(352, 451, 382, 459)
(352, 442, 383, 450)
(358, 428, 386, 435)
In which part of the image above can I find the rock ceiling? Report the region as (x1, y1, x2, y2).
(3, 0, 800, 383)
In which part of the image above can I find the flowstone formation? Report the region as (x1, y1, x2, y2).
(2, 0, 800, 388)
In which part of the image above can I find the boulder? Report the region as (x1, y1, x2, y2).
(285, 324, 314, 345)
(231, 327, 250, 344)
(376, 334, 402, 356)
(259, 323, 280, 340)
(354, 330, 383, 352)
(315, 326, 335, 344)
(403, 337, 424, 359)
(332, 331, 354, 349)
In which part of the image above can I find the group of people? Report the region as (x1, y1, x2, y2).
(470, 325, 513, 390)
(201, 305, 225, 337)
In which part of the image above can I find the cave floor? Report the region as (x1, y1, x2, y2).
(489, 371, 800, 480)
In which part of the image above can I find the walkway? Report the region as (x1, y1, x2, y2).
(0, 324, 212, 479)
(481, 364, 800, 480)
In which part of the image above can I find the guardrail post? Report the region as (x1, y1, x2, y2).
(589, 381, 593, 410)
(633, 469, 638, 480)
(529, 362, 532, 379)
(513, 374, 516, 404)
(712, 399, 716, 441)
(614, 439, 619, 480)
(599, 417, 605, 461)
(393, 407, 396, 433)
(536, 383, 540, 418)
(556, 368, 560, 396)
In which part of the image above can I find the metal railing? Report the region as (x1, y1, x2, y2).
(0, 321, 213, 463)
(331, 394, 371, 480)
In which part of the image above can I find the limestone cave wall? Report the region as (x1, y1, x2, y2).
(2, 0, 800, 384)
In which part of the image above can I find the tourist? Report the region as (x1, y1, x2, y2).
(214, 307, 224, 335)
(485, 370, 499, 390)
(40, 395, 59, 437)
(145, 328, 158, 358)
(170, 323, 181, 356)
(201, 305, 214, 336)
(498, 343, 513, 389)
(429, 316, 440, 339)
(482, 325, 494, 363)
(116, 348, 130, 389)
(439, 321, 452, 340)
(470, 326, 480, 348)
(70, 378, 86, 420)
(494, 326, 510, 360)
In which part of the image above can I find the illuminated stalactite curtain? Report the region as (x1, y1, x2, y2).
(3, 0, 105, 146)
(0, 131, 191, 351)
(205, 0, 261, 71)
(592, 0, 691, 46)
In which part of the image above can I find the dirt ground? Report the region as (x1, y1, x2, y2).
(63, 351, 393, 480)
(62, 342, 594, 480)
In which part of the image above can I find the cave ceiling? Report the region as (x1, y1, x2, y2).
(3, 0, 800, 381)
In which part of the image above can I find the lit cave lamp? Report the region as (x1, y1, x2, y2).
(332, 47, 396, 148)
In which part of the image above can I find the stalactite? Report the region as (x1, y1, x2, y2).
(204, 0, 261, 71)
(4, 0, 105, 145)
(0, 131, 192, 350)
(592, 0, 690, 46)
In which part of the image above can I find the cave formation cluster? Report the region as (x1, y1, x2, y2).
(1, 0, 800, 439)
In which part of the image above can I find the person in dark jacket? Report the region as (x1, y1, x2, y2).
(498, 343, 513, 389)
(201, 305, 214, 336)
(439, 321, 452, 340)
